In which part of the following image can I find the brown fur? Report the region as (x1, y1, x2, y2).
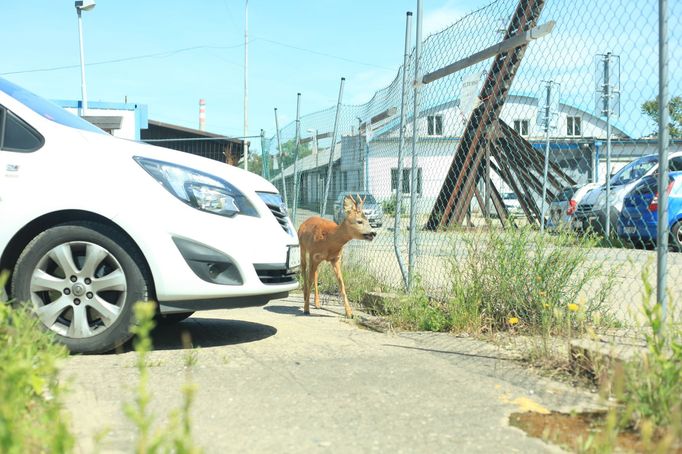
(297, 195, 376, 316)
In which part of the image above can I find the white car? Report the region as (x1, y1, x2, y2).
(0, 78, 299, 353)
(546, 183, 600, 230)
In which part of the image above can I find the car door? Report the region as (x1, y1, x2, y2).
(0, 105, 45, 255)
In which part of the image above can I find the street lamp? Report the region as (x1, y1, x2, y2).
(75, 0, 95, 115)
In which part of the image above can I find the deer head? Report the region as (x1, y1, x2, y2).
(341, 194, 376, 241)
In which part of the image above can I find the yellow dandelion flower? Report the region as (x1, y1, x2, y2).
(543, 303, 549, 309)
(567, 303, 579, 312)
(508, 317, 519, 326)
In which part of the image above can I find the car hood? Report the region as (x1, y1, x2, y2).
(80, 131, 278, 194)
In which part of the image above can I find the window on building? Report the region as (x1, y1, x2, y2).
(391, 168, 423, 195)
(513, 119, 529, 136)
(567, 116, 582, 136)
(427, 115, 443, 136)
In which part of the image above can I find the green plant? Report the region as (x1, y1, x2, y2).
(124, 301, 201, 454)
(448, 226, 615, 335)
(623, 269, 681, 431)
(382, 196, 406, 216)
(0, 271, 74, 453)
(314, 260, 387, 304)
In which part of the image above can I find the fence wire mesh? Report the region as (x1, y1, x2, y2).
(263, 0, 680, 327)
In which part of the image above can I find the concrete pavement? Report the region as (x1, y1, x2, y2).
(60, 295, 602, 453)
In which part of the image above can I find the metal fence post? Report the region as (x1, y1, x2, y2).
(274, 107, 287, 208)
(540, 81, 553, 232)
(604, 53, 613, 238)
(260, 128, 270, 179)
(657, 0, 670, 322)
(393, 11, 412, 291)
(292, 93, 301, 223)
(321, 77, 345, 217)
(407, 0, 423, 291)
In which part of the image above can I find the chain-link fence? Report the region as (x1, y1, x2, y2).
(262, 0, 680, 326)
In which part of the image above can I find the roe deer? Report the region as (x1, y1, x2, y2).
(297, 194, 376, 317)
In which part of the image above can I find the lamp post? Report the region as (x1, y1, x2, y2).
(75, 0, 95, 116)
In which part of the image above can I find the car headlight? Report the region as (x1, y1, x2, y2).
(135, 157, 257, 218)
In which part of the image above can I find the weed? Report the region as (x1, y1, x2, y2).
(448, 226, 616, 335)
(314, 260, 388, 304)
(124, 301, 202, 454)
(0, 271, 74, 453)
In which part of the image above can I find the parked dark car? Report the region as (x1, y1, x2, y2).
(573, 152, 682, 235)
(617, 171, 682, 250)
(333, 191, 383, 227)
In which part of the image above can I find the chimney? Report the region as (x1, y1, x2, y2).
(199, 98, 206, 131)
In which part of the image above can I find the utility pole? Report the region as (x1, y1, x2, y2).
(243, 0, 249, 171)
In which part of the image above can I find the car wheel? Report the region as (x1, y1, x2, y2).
(11, 222, 150, 354)
(155, 311, 194, 325)
(671, 221, 682, 252)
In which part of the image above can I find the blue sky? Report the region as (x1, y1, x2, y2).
(1, 0, 678, 152)
(0, 1, 490, 143)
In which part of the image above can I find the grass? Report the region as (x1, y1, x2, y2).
(310, 259, 389, 305)
(378, 226, 617, 338)
(0, 271, 74, 454)
(577, 270, 682, 452)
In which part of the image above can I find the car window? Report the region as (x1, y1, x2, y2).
(555, 187, 575, 202)
(0, 77, 105, 135)
(0, 107, 43, 152)
(502, 193, 517, 200)
(610, 156, 658, 186)
(669, 156, 682, 172)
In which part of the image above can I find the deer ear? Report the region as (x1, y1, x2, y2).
(343, 195, 356, 213)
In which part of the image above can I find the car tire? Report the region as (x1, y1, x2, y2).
(671, 221, 682, 252)
(11, 222, 150, 354)
(155, 311, 194, 325)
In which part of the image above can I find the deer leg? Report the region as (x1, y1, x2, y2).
(301, 249, 309, 312)
(305, 259, 320, 315)
(331, 258, 352, 318)
(313, 266, 321, 309)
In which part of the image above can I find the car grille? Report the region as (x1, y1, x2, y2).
(575, 203, 593, 214)
(257, 192, 291, 234)
(254, 265, 297, 285)
(266, 203, 290, 233)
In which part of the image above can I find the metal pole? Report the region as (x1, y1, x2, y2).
(485, 146, 491, 221)
(292, 93, 301, 223)
(243, 0, 249, 171)
(260, 129, 270, 179)
(274, 108, 287, 207)
(357, 117, 363, 191)
(657, 0, 669, 321)
(540, 81, 552, 232)
(321, 77, 345, 217)
(604, 53, 612, 238)
(76, 9, 88, 115)
(393, 11, 412, 291)
(313, 130, 320, 211)
(408, 0, 422, 291)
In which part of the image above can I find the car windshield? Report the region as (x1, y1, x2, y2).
(502, 193, 517, 200)
(555, 187, 576, 202)
(610, 156, 658, 186)
(0, 77, 105, 135)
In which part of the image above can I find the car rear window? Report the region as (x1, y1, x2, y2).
(555, 187, 576, 202)
(0, 77, 105, 135)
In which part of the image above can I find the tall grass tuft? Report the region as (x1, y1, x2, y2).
(0, 271, 74, 453)
(448, 226, 615, 335)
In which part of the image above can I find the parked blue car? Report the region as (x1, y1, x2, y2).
(617, 171, 682, 251)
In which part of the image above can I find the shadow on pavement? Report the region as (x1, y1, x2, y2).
(112, 318, 278, 353)
(263, 304, 334, 317)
